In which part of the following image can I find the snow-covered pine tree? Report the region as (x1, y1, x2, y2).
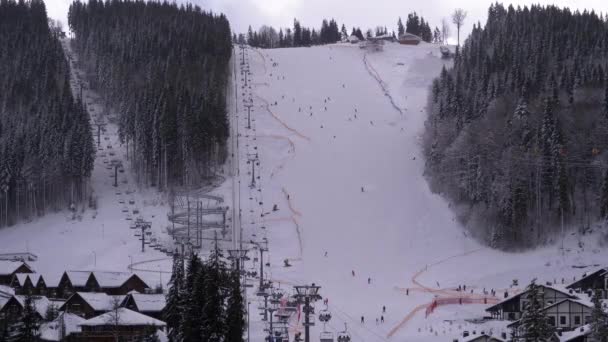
(179, 253, 202, 341)
(591, 289, 608, 341)
(13, 293, 41, 342)
(164, 252, 184, 341)
(224, 270, 245, 341)
(518, 279, 552, 341)
(200, 241, 228, 342)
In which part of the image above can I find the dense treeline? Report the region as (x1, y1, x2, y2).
(425, 4, 608, 249)
(246, 13, 441, 49)
(0, 0, 94, 226)
(164, 248, 244, 341)
(398, 12, 435, 42)
(246, 18, 343, 49)
(68, 0, 232, 189)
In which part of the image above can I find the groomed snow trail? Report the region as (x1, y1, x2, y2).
(239, 42, 608, 341)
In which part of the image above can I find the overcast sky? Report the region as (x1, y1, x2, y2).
(47, 0, 608, 43)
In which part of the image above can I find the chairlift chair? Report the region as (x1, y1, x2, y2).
(320, 331, 334, 342)
(337, 323, 351, 342)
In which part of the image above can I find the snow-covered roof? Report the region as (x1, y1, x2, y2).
(486, 284, 574, 311)
(347, 35, 359, 42)
(39, 312, 84, 341)
(79, 308, 166, 327)
(567, 267, 608, 288)
(40, 273, 62, 288)
(127, 293, 166, 312)
(554, 324, 591, 341)
(0, 284, 14, 298)
(14, 295, 50, 318)
(399, 33, 422, 41)
(14, 273, 30, 286)
(0, 260, 32, 275)
(65, 271, 91, 287)
(93, 271, 144, 288)
(460, 333, 506, 342)
(71, 292, 124, 311)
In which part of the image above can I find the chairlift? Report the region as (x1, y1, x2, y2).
(318, 306, 332, 322)
(337, 323, 351, 342)
(320, 331, 335, 342)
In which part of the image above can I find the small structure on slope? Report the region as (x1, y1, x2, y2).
(398, 33, 422, 45)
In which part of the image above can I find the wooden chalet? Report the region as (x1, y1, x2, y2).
(398, 33, 422, 45)
(509, 298, 593, 338)
(73, 308, 165, 341)
(486, 285, 575, 320)
(57, 271, 92, 298)
(0, 260, 34, 285)
(121, 293, 166, 320)
(87, 271, 150, 295)
(0, 295, 50, 323)
(39, 312, 85, 342)
(59, 292, 124, 319)
(567, 267, 608, 298)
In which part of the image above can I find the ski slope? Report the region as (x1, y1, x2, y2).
(1, 37, 608, 342)
(235, 42, 608, 341)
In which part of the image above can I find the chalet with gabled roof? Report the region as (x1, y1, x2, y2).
(73, 308, 166, 341)
(0, 260, 34, 285)
(509, 298, 593, 339)
(59, 292, 124, 319)
(0, 295, 50, 322)
(486, 284, 575, 320)
(121, 293, 166, 319)
(88, 271, 149, 295)
(567, 267, 608, 298)
(57, 271, 92, 298)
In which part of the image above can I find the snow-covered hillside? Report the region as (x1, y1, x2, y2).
(2, 38, 608, 341)
(235, 42, 608, 341)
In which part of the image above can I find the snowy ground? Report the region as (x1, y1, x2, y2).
(233, 42, 608, 341)
(1, 39, 608, 341)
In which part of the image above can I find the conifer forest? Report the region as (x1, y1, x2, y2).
(68, 0, 233, 190)
(425, 4, 608, 249)
(0, 0, 94, 227)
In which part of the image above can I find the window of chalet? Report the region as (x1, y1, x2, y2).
(508, 312, 516, 320)
(560, 316, 566, 325)
(548, 316, 556, 326)
(574, 315, 581, 325)
(585, 315, 591, 324)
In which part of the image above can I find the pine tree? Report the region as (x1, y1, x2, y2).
(600, 169, 608, 220)
(519, 280, 552, 341)
(591, 289, 608, 342)
(224, 270, 244, 341)
(180, 253, 202, 341)
(200, 241, 227, 342)
(17, 293, 41, 342)
(164, 252, 184, 341)
(397, 17, 405, 37)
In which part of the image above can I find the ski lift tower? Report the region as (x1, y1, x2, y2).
(135, 218, 152, 252)
(294, 284, 321, 342)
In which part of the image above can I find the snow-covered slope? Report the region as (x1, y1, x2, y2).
(1, 39, 608, 342)
(236, 42, 608, 341)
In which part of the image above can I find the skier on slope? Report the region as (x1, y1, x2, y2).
(352, 270, 355, 277)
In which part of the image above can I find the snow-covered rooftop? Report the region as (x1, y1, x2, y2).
(555, 324, 591, 341)
(0, 260, 32, 275)
(39, 312, 84, 341)
(14, 295, 50, 318)
(92, 271, 134, 288)
(79, 307, 166, 327)
(14, 273, 30, 286)
(66, 271, 91, 287)
(127, 293, 166, 312)
(71, 292, 124, 311)
(460, 333, 506, 342)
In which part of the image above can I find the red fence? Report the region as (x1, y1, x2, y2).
(425, 296, 499, 317)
